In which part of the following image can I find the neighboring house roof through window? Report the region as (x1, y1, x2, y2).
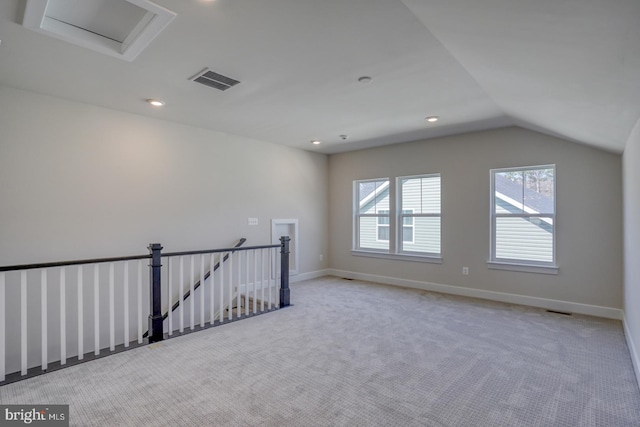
(359, 181, 387, 202)
(495, 173, 553, 213)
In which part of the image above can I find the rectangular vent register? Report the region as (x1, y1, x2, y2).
(190, 68, 240, 91)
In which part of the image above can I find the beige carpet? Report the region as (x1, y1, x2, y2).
(1, 276, 639, 426)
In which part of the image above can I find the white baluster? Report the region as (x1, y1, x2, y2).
(268, 249, 273, 309)
(253, 250, 257, 314)
(238, 251, 243, 317)
(123, 261, 129, 347)
(261, 249, 265, 312)
(109, 263, 115, 351)
(167, 258, 173, 336)
(60, 267, 66, 365)
(137, 260, 142, 344)
(228, 252, 233, 320)
(245, 251, 249, 317)
(77, 266, 83, 360)
(41, 269, 48, 370)
(219, 253, 224, 323)
(21, 271, 27, 375)
(209, 253, 215, 325)
(200, 254, 205, 327)
(190, 255, 195, 330)
(0, 272, 5, 381)
(179, 256, 184, 333)
(94, 264, 99, 355)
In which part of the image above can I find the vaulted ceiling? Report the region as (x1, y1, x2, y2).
(0, 0, 638, 154)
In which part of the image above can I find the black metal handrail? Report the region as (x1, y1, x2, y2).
(0, 253, 152, 273)
(0, 242, 284, 274)
(162, 242, 280, 258)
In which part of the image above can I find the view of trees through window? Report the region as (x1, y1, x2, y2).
(492, 165, 555, 264)
(500, 168, 554, 203)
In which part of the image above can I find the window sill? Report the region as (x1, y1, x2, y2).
(351, 250, 442, 264)
(487, 261, 558, 275)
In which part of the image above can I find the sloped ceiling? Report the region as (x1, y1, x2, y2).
(0, 0, 638, 154)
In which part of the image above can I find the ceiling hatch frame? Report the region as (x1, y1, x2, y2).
(22, 0, 176, 61)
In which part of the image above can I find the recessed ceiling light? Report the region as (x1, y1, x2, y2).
(358, 76, 372, 84)
(339, 135, 349, 141)
(311, 140, 321, 145)
(425, 116, 439, 122)
(146, 99, 165, 107)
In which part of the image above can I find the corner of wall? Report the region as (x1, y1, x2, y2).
(623, 116, 640, 393)
(623, 312, 640, 392)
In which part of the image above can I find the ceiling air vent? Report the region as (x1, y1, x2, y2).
(190, 68, 240, 91)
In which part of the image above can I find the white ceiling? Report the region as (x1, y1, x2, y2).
(0, 0, 638, 154)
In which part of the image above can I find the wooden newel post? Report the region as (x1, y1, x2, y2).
(279, 236, 290, 308)
(148, 243, 164, 343)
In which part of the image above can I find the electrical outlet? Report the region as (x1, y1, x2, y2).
(462, 267, 469, 275)
(319, 254, 324, 261)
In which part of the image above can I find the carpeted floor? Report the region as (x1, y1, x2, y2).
(1, 276, 639, 426)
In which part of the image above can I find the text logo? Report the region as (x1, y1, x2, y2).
(0, 405, 68, 427)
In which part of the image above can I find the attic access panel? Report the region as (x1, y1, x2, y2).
(23, 0, 176, 61)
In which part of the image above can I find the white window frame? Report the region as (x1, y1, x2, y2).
(353, 178, 390, 253)
(489, 165, 558, 274)
(397, 174, 441, 256)
(352, 174, 441, 263)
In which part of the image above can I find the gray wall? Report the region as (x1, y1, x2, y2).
(328, 127, 623, 309)
(0, 84, 329, 372)
(623, 119, 640, 379)
(0, 85, 329, 271)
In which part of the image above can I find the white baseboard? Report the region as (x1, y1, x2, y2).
(236, 269, 331, 294)
(623, 313, 640, 391)
(327, 269, 623, 320)
(291, 269, 331, 283)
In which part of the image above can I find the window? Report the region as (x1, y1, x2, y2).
(490, 165, 556, 268)
(398, 175, 441, 255)
(354, 179, 390, 251)
(354, 175, 441, 259)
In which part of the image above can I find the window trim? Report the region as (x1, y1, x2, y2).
(353, 178, 390, 253)
(397, 174, 441, 257)
(351, 249, 442, 264)
(489, 164, 557, 272)
(353, 175, 441, 261)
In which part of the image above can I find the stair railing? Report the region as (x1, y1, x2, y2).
(142, 237, 247, 339)
(0, 236, 290, 385)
